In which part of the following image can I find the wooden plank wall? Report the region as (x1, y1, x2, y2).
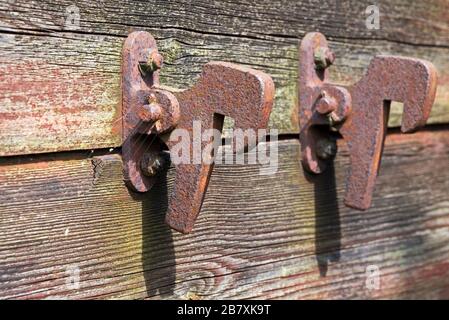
(1, 0, 449, 155)
(1, 0, 448, 300)
(1, 129, 448, 299)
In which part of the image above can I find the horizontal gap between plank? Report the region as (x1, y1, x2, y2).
(1, 24, 449, 50)
(0, 123, 448, 166)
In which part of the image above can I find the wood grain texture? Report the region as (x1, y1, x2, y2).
(0, 129, 448, 299)
(1, 0, 449, 155)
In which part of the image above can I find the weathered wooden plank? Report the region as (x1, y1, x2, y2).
(1, 0, 449, 155)
(0, 129, 448, 299)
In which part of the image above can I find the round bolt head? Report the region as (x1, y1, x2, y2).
(314, 47, 335, 70)
(140, 155, 159, 177)
(138, 103, 162, 123)
(315, 91, 338, 115)
(316, 138, 337, 160)
(149, 51, 163, 71)
(140, 152, 169, 177)
(138, 50, 164, 76)
(148, 92, 157, 104)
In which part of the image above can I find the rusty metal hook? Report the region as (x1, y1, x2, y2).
(299, 32, 437, 210)
(122, 31, 275, 233)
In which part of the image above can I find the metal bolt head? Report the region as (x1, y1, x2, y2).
(315, 90, 337, 115)
(138, 102, 162, 123)
(316, 138, 337, 160)
(140, 152, 170, 177)
(314, 47, 335, 70)
(148, 51, 163, 71)
(138, 93, 162, 123)
(138, 50, 164, 76)
(148, 92, 157, 104)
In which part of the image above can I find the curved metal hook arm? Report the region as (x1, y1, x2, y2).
(341, 56, 437, 209)
(299, 32, 437, 211)
(122, 31, 275, 234)
(165, 62, 274, 233)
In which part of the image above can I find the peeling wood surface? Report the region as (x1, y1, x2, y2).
(0, 130, 449, 299)
(1, 0, 449, 155)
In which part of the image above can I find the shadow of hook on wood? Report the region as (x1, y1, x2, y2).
(128, 170, 176, 298)
(305, 160, 341, 277)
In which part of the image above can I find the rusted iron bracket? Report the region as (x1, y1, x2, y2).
(122, 31, 275, 233)
(299, 32, 437, 210)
